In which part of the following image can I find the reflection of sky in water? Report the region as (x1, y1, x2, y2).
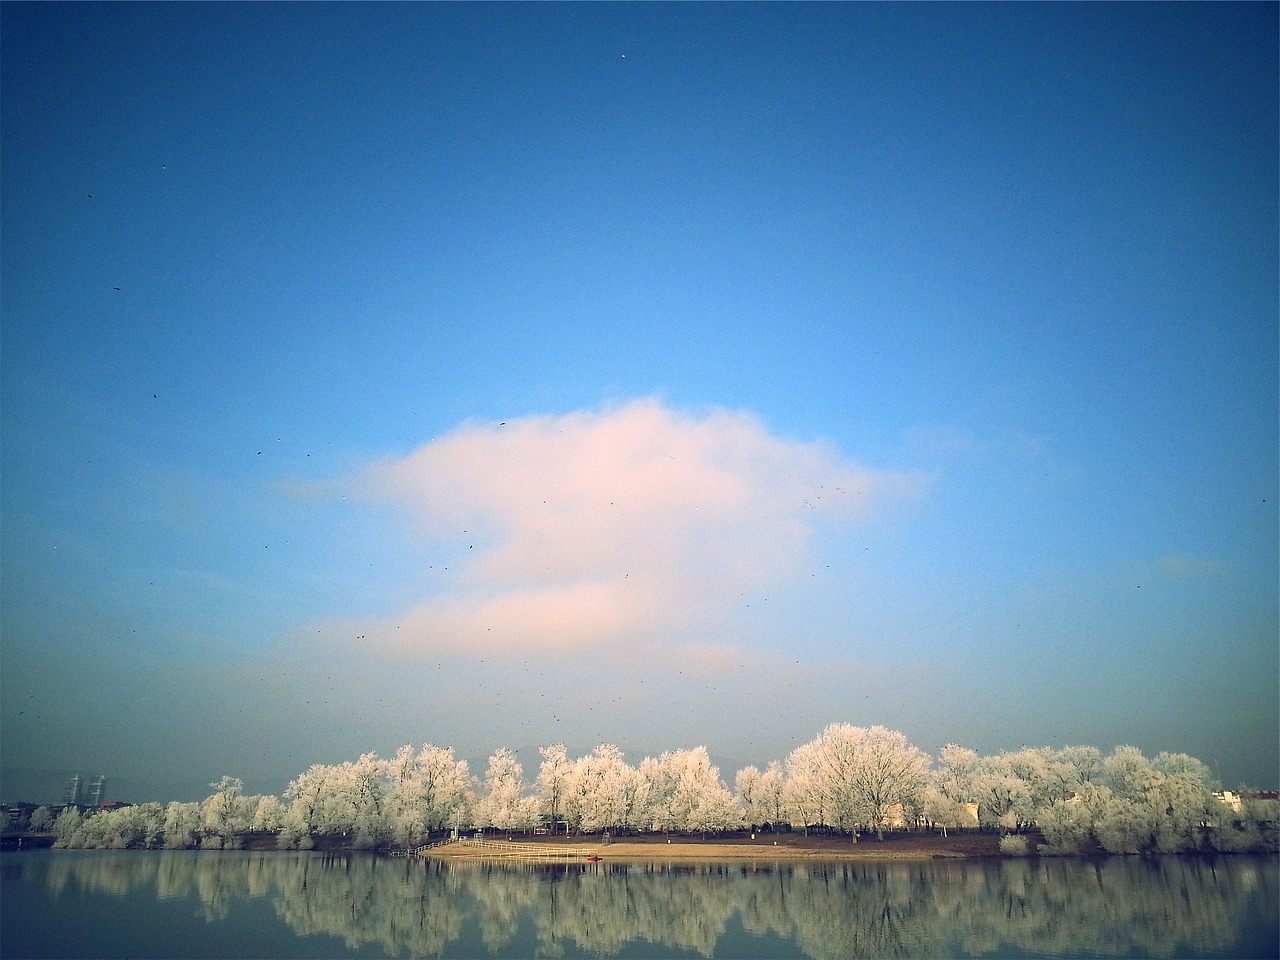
(2, 851, 1276, 959)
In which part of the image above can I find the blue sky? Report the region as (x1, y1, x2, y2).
(3, 2, 1276, 802)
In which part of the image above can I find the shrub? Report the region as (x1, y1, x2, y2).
(999, 834, 1029, 856)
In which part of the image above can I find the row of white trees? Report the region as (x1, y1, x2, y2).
(49, 776, 286, 850)
(271, 741, 740, 849)
(50, 725, 1279, 854)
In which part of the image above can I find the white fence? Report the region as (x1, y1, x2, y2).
(414, 837, 598, 860)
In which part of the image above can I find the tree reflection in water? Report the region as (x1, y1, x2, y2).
(22, 851, 1278, 958)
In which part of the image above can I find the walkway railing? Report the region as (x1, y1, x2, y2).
(387, 838, 456, 857)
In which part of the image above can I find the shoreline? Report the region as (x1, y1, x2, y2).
(423, 842, 983, 862)
(2, 831, 1004, 858)
(12, 831, 1275, 860)
(417, 833, 1006, 862)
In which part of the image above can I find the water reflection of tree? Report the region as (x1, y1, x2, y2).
(271, 856, 469, 957)
(23, 851, 1275, 958)
(913, 857, 1248, 958)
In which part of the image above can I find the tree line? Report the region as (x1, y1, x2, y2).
(46, 724, 1279, 855)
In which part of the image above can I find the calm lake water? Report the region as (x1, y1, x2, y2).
(1, 850, 1276, 959)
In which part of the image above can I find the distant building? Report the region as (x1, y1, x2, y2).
(60, 774, 107, 810)
(1215, 791, 1243, 812)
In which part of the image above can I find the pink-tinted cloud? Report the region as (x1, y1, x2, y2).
(334, 399, 923, 658)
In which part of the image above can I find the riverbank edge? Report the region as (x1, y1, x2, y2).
(420, 842, 989, 862)
(8, 832, 1277, 861)
(415, 835, 1277, 863)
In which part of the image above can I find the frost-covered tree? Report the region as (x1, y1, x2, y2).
(966, 745, 1115, 837)
(411, 744, 473, 834)
(384, 744, 426, 846)
(1151, 751, 1217, 788)
(787, 724, 929, 839)
(1103, 745, 1156, 801)
(919, 783, 973, 837)
(49, 730, 1250, 855)
(1052, 745, 1105, 792)
(163, 801, 203, 849)
(474, 748, 540, 833)
(1035, 786, 1107, 854)
(935, 744, 981, 805)
(28, 805, 54, 832)
(202, 776, 249, 842)
(1094, 791, 1158, 853)
(564, 744, 642, 833)
(372, 743, 474, 844)
(277, 747, 472, 848)
(134, 802, 166, 848)
(340, 753, 390, 848)
(87, 803, 164, 849)
(734, 762, 788, 826)
(1094, 747, 1163, 852)
(783, 739, 828, 833)
(970, 753, 1035, 831)
(250, 794, 285, 833)
(281, 764, 332, 848)
(613, 754, 652, 833)
(1148, 752, 1219, 852)
(643, 747, 739, 835)
(1003, 748, 1056, 810)
(755, 761, 788, 825)
(52, 806, 83, 847)
(1079, 747, 1221, 853)
(535, 743, 572, 831)
(735, 766, 763, 824)
(1013, 744, 1107, 839)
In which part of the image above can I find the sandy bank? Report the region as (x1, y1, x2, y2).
(422, 833, 1002, 862)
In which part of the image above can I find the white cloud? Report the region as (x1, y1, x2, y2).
(324, 399, 924, 659)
